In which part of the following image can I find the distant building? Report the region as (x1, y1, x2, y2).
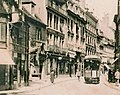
(85, 11, 98, 55)
(97, 14, 115, 70)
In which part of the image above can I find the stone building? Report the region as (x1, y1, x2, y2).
(35, 0, 87, 76)
(0, 0, 27, 90)
(45, 0, 68, 76)
(85, 11, 98, 56)
(9, 0, 30, 87)
(0, 0, 46, 90)
(66, 0, 86, 75)
(0, 0, 15, 90)
(22, 0, 47, 80)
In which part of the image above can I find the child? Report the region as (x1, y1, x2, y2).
(76, 69, 81, 81)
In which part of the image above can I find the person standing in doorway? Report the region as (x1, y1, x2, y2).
(76, 69, 81, 81)
(115, 69, 120, 86)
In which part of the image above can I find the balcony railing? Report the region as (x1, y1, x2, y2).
(66, 44, 74, 51)
(47, 0, 67, 16)
(47, 45, 61, 53)
(47, 44, 67, 54)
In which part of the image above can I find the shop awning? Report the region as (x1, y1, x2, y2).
(102, 57, 107, 63)
(68, 50, 76, 58)
(104, 64, 111, 70)
(0, 49, 15, 65)
(29, 47, 38, 53)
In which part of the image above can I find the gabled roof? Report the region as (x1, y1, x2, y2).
(22, 7, 46, 26)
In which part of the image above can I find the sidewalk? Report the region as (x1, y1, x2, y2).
(102, 74, 120, 92)
(0, 75, 76, 94)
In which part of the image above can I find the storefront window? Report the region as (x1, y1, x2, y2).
(0, 22, 6, 42)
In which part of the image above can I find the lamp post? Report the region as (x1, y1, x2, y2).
(58, 56, 62, 77)
(80, 53, 85, 76)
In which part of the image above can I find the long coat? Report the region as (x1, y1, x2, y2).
(50, 71, 55, 83)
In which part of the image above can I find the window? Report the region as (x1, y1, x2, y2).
(0, 22, 6, 42)
(76, 37, 78, 43)
(54, 36, 55, 45)
(76, 23, 79, 34)
(56, 36, 58, 46)
(36, 28, 42, 41)
(54, 15, 58, 30)
(47, 12, 52, 27)
(71, 20, 73, 31)
(60, 18, 64, 32)
(68, 18, 70, 28)
(50, 34, 52, 45)
(59, 37, 61, 47)
(71, 36, 73, 41)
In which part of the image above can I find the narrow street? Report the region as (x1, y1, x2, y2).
(9, 75, 120, 95)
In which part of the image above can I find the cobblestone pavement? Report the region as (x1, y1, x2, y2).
(0, 74, 120, 95)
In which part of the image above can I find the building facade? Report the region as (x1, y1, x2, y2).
(36, 0, 87, 77)
(85, 11, 98, 56)
(0, 0, 47, 90)
(97, 14, 115, 70)
(22, 0, 47, 80)
(0, 0, 29, 90)
(66, 0, 86, 75)
(9, 0, 30, 87)
(0, 0, 15, 90)
(114, 0, 120, 70)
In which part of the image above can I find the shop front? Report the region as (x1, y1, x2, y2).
(0, 49, 15, 91)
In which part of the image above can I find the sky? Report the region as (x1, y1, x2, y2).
(86, 0, 117, 26)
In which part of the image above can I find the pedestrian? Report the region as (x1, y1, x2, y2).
(50, 70, 55, 83)
(108, 69, 112, 82)
(76, 69, 81, 81)
(114, 69, 120, 86)
(69, 65, 72, 77)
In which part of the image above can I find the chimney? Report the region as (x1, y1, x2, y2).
(22, 0, 36, 15)
(18, 0, 22, 9)
(15, 0, 22, 9)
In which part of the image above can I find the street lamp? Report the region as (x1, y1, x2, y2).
(69, 58, 72, 77)
(58, 56, 62, 60)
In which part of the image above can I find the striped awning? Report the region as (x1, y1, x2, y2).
(0, 49, 15, 65)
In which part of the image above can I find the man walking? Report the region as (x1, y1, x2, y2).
(115, 69, 120, 86)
